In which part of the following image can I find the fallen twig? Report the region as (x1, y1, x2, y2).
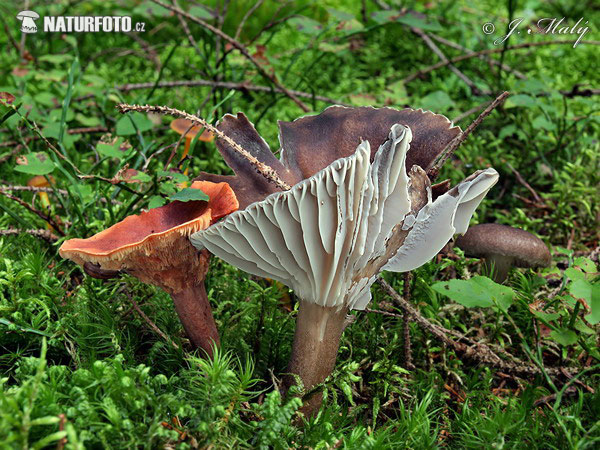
(0, 126, 108, 148)
(87, 78, 346, 106)
(0, 227, 58, 241)
(150, 0, 310, 112)
(116, 103, 292, 190)
(427, 91, 510, 179)
(126, 292, 180, 351)
(0, 190, 65, 236)
(403, 40, 600, 83)
(410, 27, 490, 96)
(374, 277, 578, 378)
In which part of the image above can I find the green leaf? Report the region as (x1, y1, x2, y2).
(532, 116, 555, 131)
(570, 279, 600, 325)
(533, 310, 561, 322)
(170, 188, 209, 203)
(116, 112, 153, 136)
(504, 94, 536, 109)
(565, 267, 586, 282)
(14, 152, 55, 175)
(549, 328, 578, 346)
(148, 196, 166, 209)
(419, 91, 454, 112)
(432, 276, 515, 310)
(395, 14, 442, 31)
(288, 16, 323, 35)
(96, 137, 132, 159)
(574, 257, 597, 273)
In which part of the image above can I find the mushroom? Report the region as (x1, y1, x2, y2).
(16, 11, 39, 33)
(170, 118, 214, 177)
(60, 181, 238, 356)
(191, 112, 498, 415)
(454, 223, 552, 282)
(27, 175, 54, 211)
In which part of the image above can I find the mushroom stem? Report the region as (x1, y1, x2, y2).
(283, 301, 348, 418)
(170, 282, 220, 357)
(484, 255, 513, 283)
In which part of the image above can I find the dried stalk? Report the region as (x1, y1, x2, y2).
(375, 278, 578, 378)
(150, 0, 310, 112)
(427, 91, 509, 179)
(403, 40, 600, 83)
(116, 103, 292, 191)
(0, 227, 58, 241)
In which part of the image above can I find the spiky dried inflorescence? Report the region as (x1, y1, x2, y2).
(116, 103, 291, 191)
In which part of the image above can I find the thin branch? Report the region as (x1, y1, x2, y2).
(0, 126, 108, 148)
(0, 185, 68, 195)
(410, 26, 489, 96)
(452, 100, 492, 123)
(234, 0, 264, 41)
(126, 292, 180, 351)
(428, 32, 527, 79)
(403, 40, 600, 83)
(375, 278, 578, 377)
(99, 79, 346, 105)
(150, 0, 311, 112)
(0, 227, 58, 242)
(427, 91, 509, 179)
(0, 190, 65, 236)
(116, 103, 292, 190)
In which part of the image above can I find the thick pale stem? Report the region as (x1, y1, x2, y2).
(170, 283, 219, 357)
(284, 301, 348, 418)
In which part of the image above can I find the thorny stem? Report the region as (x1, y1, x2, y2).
(427, 91, 509, 180)
(116, 103, 292, 191)
(283, 302, 348, 418)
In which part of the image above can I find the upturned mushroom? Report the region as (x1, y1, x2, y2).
(454, 223, 552, 282)
(60, 181, 238, 356)
(190, 106, 499, 415)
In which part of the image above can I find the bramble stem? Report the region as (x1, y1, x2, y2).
(116, 103, 291, 191)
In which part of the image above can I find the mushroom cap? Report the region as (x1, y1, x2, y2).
(454, 223, 552, 268)
(60, 181, 238, 293)
(196, 105, 460, 209)
(170, 118, 214, 141)
(27, 175, 54, 188)
(17, 10, 39, 19)
(192, 123, 498, 310)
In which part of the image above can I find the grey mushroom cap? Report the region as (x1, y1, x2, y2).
(17, 10, 39, 19)
(455, 223, 552, 268)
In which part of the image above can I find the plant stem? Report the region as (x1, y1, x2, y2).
(170, 282, 219, 357)
(284, 301, 348, 418)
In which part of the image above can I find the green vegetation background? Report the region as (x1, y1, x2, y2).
(0, 0, 598, 448)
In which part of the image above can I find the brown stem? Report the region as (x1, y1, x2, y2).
(170, 283, 219, 357)
(283, 301, 348, 418)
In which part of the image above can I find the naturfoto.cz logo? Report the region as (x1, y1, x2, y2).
(16, 11, 146, 33)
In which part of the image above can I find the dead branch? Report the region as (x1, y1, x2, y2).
(116, 103, 292, 190)
(0, 227, 58, 242)
(375, 277, 580, 378)
(0, 190, 65, 236)
(427, 91, 510, 179)
(150, 0, 310, 112)
(403, 40, 600, 83)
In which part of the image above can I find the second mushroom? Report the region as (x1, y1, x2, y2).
(60, 181, 238, 356)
